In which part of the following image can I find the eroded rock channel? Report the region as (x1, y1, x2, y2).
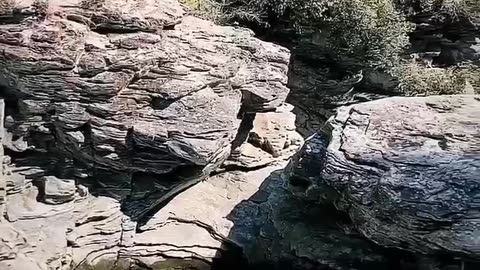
(0, 1, 479, 270)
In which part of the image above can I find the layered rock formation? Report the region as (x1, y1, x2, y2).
(0, 0, 296, 268)
(73, 94, 478, 270)
(1, 1, 480, 270)
(407, 3, 480, 68)
(288, 95, 480, 262)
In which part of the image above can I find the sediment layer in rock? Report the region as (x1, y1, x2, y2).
(288, 95, 480, 260)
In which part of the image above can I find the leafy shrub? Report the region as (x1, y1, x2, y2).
(318, 0, 413, 69)
(179, 0, 223, 21)
(396, 0, 478, 21)
(210, 0, 414, 69)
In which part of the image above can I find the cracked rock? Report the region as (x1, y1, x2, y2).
(0, 0, 291, 268)
(287, 95, 480, 260)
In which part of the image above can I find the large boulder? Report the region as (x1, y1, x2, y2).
(288, 95, 480, 260)
(108, 95, 480, 270)
(0, 0, 292, 268)
(0, 0, 289, 215)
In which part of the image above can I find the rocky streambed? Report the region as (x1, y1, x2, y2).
(0, 1, 479, 270)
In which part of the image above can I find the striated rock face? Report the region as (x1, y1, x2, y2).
(288, 95, 480, 260)
(0, 0, 289, 205)
(0, 99, 304, 270)
(1, 1, 479, 270)
(407, 5, 480, 68)
(137, 160, 395, 270)
(0, 0, 290, 210)
(285, 41, 400, 136)
(287, 52, 392, 136)
(38, 176, 77, 205)
(0, 0, 292, 268)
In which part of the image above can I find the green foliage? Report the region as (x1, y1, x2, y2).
(397, 0, 478, 21)
(179, 0, 223, 21)
(317, 0, 413, 69)
(461, 0, 480, 17)
(188, 0, 477, 96)
(211, 0, 413, 69)
(180, 0, 207, 10)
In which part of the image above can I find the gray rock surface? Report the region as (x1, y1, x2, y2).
(1, 1, 479, 270)
(0, 0, 289, 214)
(39, 176, 76, 205)
(135, 161, 395, 270)
(0, 0, 292, 269)
(286, 44, 394, 136)
(288, 95, 480, 260)
(0, 96, 306, 270)
(407, 6, 480, 68)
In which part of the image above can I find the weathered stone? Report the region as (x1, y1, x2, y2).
(133, 154, 411, 270)
(283, 7, 480, 136)
(0, 99, 5, 218)
(288, 95, 480, 259)
(0, 0, 292, 268)
(0, 0, 289, 216)
(287, 53, 392, 136)
(38, 176, 76, 205)
(224, 104, 303, 169)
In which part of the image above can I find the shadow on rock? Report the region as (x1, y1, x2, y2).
(214, 171, 480, 269)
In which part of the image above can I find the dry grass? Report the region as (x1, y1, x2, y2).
(406, 0, 475, 19)
(438, 0, 467, 19)
(179, 0, 223, 21)
(391, 61, 476, 96)
(180, 0, 203, 9)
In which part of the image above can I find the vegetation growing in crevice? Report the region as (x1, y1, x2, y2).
(184, 0, 413, 69)
(179, 0, 224, 21)
(390, 62, 467, 96)
(183, 0, 479, 96)
(397, 0, 477, 19)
